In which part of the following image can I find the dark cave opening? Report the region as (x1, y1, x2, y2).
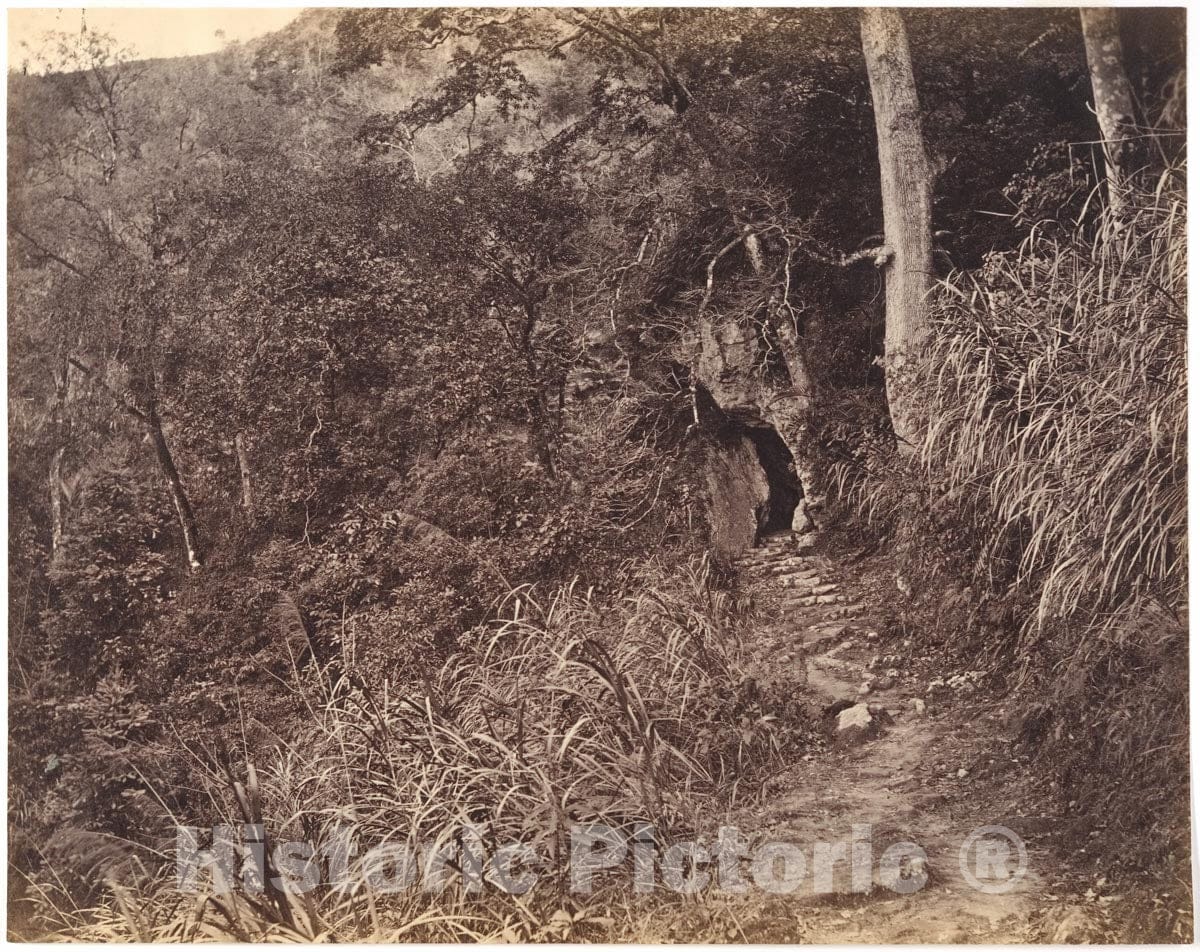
(745, 425, 802, 538)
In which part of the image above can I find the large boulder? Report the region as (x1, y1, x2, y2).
(703, 434, 770, 558)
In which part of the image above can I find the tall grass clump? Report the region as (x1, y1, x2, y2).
(922, 161, 1185, 656)
(19, 555, 810, 941)
(918, 158, 1187, 890)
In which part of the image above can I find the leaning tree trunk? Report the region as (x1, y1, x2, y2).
(860, 8, 935, 455)
(145, 402, 204, 573)
(49, 447, 66, 555)
(1079, 7, 1137, 216)
(65, 352, 204, 572)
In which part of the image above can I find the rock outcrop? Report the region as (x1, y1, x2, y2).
(703, 434, 771, 558)
(567, 302, 820, 559)
(689, 308, 818, 541)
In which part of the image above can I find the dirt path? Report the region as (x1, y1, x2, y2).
(710, 535, 1096, 944)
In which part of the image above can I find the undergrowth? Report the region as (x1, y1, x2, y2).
(13, 556, 813, 941)
(826, 156, 1189, 935)
(924, 170, 1186, 642)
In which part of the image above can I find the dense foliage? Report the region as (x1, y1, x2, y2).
(7, 7, 1187, 940)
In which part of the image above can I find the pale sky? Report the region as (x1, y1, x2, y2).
(7, 7, 303, 68)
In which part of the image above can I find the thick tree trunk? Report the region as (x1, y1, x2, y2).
(1080, 7, 1137, 215)
(519, 303, 558, 478)
(234, 432, 254, 513)
(860, 8, 934, 455)
(145, 403, 203, 573)
(528, 396, 557, 477)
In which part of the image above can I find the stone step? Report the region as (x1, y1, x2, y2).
(742, 540, 809, 556)
(802, 624, 849, 647)
(780, 586, 822, 599)
(739, 549, 813, 563)
(740, 531, 818, 554)
(747, 566, 816, 581)
(778, 566, 821, 579)
(779, 596, 818, 609)
(748, 553, 818, 568)
(820, 602, 864, 620)
(776, 590, 818, 602)
(738, 551, 791, 562)
(747, 546, 794, 559)
(772, 576, 820, 590)
(758, 562, 805, 573)
(738, 544, 825, 561)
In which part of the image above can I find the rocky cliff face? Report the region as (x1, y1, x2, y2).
(565, 304, 818, 558)
(702, 433, 771, 558)
(689, 309, 818, 542)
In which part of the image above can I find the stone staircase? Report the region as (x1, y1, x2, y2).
(727, 533, 1053, 944)
(735, 532, 867, 659)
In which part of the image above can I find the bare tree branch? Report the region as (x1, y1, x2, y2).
(67, 356, 147, 421)
(10, 224, 88, 277)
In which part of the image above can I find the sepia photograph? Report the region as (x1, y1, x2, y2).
(5, 3, 1191, 943)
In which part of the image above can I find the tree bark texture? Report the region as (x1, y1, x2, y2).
(860, 8, 934, 454)
(1080, 7, 1138, 214)
(49, 357, 70, 556)
(49, 447, 66, 555)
